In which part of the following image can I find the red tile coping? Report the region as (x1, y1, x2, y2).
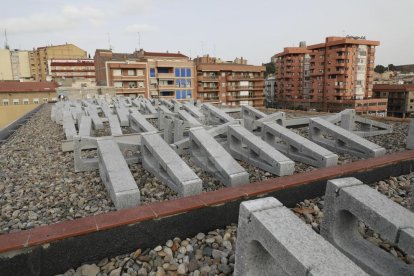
(0, 150, 413, 254)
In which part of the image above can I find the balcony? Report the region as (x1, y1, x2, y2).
(157, 73, 175, 79)
(227, 94, 265, 101)
(158, 85, 176, 90)
(226, 75, 263, 81)
(198, 87, 219, 92)
(112, 75, 145, 81)
(227, 86, 264, 91)
(198, 76, 219, 81)
(115, 87, 146, 94)
(201, 96, 220, 103)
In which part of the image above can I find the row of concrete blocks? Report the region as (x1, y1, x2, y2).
(234, 177, 414, 275)
(241, 105, 386, 162)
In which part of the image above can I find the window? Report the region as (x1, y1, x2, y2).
(113, 69, 121, 76)
(187, 90, 192, 98)
(138, 82, 144, 88)
(33, 98, 39, 104)
(181, 90, 186, 99)
(181, 68, 186, 77)
(176, 79, 180, 88)
(23, 99, 29, 105)
(128, 82, 137, 88)
(127, 69, 135, 76)
(43, 98, 48, 103)
(181, 79, 186, 88)
(150, 68, 156, 77)
(176, 90, 182, 99)
(114, 82, 123, 88)
(3, 99, 9, 106)
(137, 69, 144, 76)
(187, 79, 191, 88)
(13, 99, 20, 105)
(186, 68, 191, 77)
(175, 68, 180, 77)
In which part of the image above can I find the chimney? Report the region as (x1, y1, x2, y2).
(299, 41, 307, 47)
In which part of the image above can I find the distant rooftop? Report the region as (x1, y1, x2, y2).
(0, 81, 58, 93)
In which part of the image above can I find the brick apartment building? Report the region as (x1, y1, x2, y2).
(373, 84, 414, 117)
(94, 49, 195, 99)
(49, 59, 95, 83)
(194, 55, 265, 107)
(30, 44, 87, 81)
(273, 36, 387, 115)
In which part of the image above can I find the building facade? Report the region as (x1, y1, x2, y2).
(94, 49, 195, 99)
(265, 75, 277, 108)
(30, 44, 87, 81)
(273, 36, 386, 115)
(0, 81, 58, 106)
(194, 56, 265, 107)
(48, 59, 95, 83)
(373, 84, 414, 117)
(0, 49, 31, 81)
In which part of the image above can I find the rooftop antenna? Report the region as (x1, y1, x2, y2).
(201, 41, 204, 56)
(138, 32, 141, 50)
(4, 29, 9, 50)
(107, 32, 112, 50)
(213, 44, 216, 57)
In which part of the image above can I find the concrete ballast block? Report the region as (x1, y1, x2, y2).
(234, 197, 368, 276)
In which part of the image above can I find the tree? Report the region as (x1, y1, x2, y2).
(388, 64, 396, 71)
(263, 62, 275, 77)
(374, 65, 386, 74)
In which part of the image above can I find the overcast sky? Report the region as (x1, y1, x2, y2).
(1, 0, 413, 66)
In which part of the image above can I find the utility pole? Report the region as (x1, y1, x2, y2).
(4, 29, 9, 49)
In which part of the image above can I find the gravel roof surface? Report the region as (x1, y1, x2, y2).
(0, 104, 410, 234)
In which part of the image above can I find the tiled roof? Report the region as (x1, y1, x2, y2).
(0, 82, 58, 93)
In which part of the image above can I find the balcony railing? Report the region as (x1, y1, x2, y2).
(157, 73, 175, 79)
(226, 75, 263, 80)
(227, 94, 265, 101)
(199, 87, 219, 91)
(227, 86, 264, 91)
(198, 76, 219, 81)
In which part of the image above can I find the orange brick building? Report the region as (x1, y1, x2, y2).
(194, 56, 265, 107)
(273, 37, 387, 115)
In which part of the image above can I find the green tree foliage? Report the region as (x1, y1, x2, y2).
(374, 65, 386, 74)
(263, 62, 275, 77)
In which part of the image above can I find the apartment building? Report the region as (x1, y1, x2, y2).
(94, 49, 195, 99)
(30, 44, 87, 81)
(48, 59, 95, 82)
(0, 81, 58, 106)
(0, 49, 31, 81)
(373, 84, 414, 117)
(265, 75, 277, 108)
(273, 36, 387, 115)
(194, 56, 265, 107)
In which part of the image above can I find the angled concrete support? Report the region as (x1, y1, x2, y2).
(97, 138, 140, 209)
(100, 102, 113, 118)
(242, 105, 285, 132)
(130, 113, 158, 133)
(144, 100, 157, 114)
(353, 116, 393, 137)
(163, 118, 174, 144)
(173, 118, 185, 143)
(182, 103, 205, 124)
(86, 107, 103, 130)
(141, 133, 202, 196)
(201, 103, 236, 125)
(321, 177, 414, 276)
(63, 111, 77, 139)
(234, 197, 367, 276)
(227, 125, 294, 176)
(189, 127, 249, 186)
(78, 116, 92, 137)
(114, 105, 130, 127)
(309, 117, 386, 158)
(407, 119, 414, 149)
(108, 115, 123, 136)
(262, 122, 338, 168)
(160, 99, 174, 110)
(177, 110, 202, 127)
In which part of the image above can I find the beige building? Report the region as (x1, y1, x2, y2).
(95, 49, 196, 99)
(30, 44, 87, 81)
(0, 49, 13, 80)
(0, 81, 58, 106)
(11, 50, 31, 80)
